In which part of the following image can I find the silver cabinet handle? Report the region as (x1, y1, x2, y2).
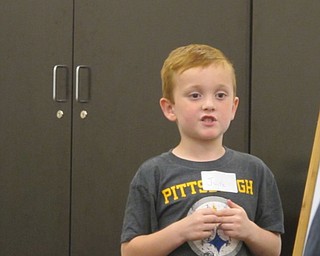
(53, 65, 68, 102)
(75, 65, 91, 103)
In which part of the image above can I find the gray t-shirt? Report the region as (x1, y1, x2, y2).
(121, 148, 284, 255)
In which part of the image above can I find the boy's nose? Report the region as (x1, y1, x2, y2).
(202, 104, 215, 111)
(201, 100, 215, 111)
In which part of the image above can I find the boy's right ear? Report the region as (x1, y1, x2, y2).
(159, 97, 177, 122)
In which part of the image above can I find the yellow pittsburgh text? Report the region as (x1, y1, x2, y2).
(161, 179, 254, 204)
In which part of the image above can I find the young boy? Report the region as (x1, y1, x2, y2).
(121, 44, 284, 256)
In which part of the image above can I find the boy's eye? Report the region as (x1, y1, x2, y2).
(216, 92, 227, 99)
(189, 92, 202, 99)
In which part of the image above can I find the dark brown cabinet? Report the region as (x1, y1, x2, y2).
(0, 1, 250, 255)
(0, 2, 73, 255)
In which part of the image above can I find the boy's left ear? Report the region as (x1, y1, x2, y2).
(231, 97, 240, 120)
(159, 97, 177, 122)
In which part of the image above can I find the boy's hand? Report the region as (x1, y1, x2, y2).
(176, 199, 254, 243)
(178, 208, 218, 242)
(214, 199, 253, 240)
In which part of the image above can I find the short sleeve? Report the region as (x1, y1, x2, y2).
(120, 170, 159, 243)
(255, 165, 284, 234)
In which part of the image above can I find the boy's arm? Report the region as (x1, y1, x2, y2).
(216, 200, 281, 256)
(121, 208, 217, 256)
(121, 223, 184, 256)
(243, 221, 281, 256)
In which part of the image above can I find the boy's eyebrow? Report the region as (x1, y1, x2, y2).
(185, 84, 202, 90)
(216, 84, 233, 91)
(184, 84, 232, 91)
(182, 84, 206, 93)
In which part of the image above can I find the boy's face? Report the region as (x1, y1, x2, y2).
(161, 64, 239, 145)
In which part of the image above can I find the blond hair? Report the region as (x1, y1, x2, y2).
(161, 44, 236, 102)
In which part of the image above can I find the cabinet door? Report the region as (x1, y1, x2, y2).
(71, 1, 250, 255)
(251, 1, 320, 254)
(0, 1, 73, 255)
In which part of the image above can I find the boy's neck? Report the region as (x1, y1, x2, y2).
(172, 140, 225, 162)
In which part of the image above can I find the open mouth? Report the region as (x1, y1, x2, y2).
(201, 116, 217, 123)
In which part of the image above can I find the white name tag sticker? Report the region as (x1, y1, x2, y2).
(201, 171, 238, 193)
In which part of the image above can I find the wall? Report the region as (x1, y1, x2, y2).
(251, 1, 320, 254)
